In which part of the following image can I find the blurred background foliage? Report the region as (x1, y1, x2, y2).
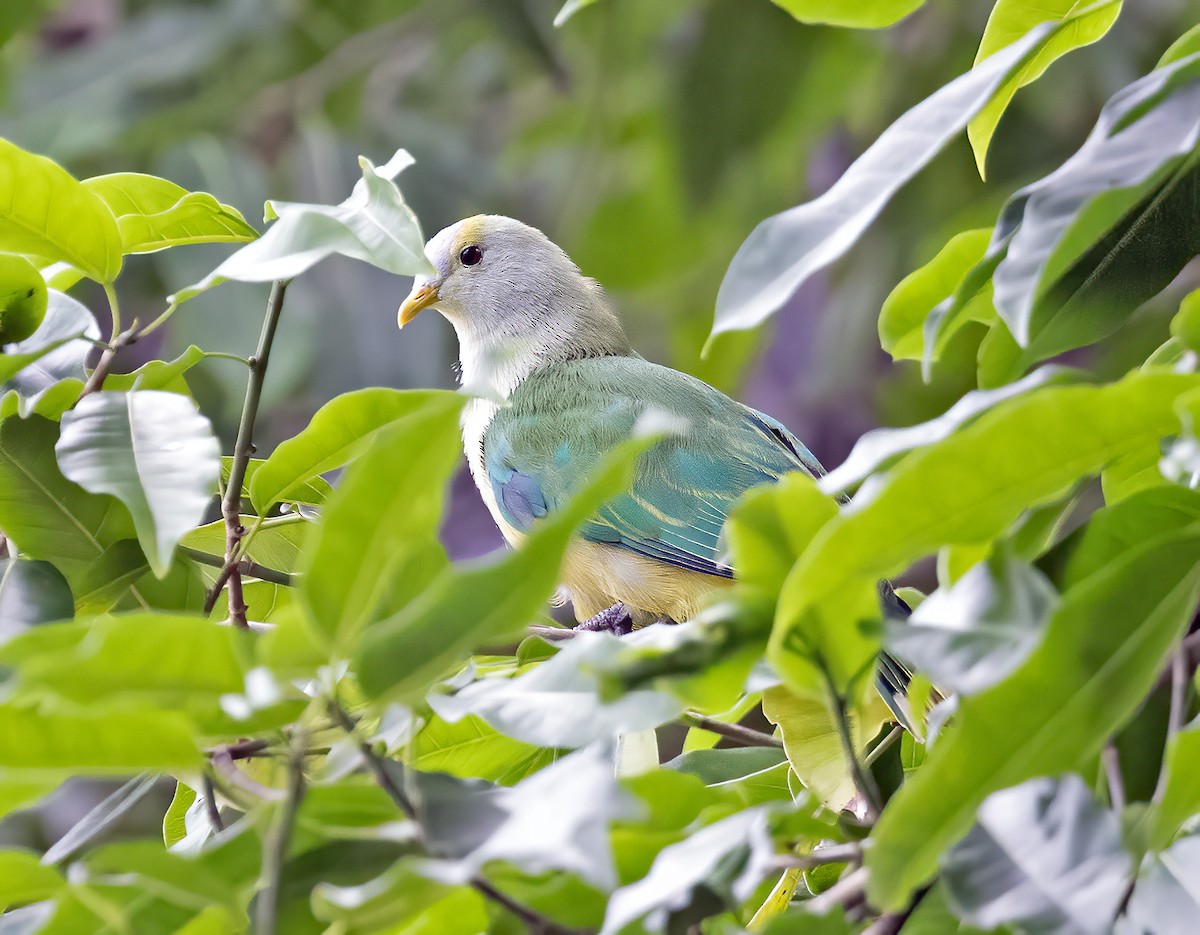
(0, 0, 1194, 564)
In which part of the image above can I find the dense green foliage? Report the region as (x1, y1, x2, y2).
(0, 1, 1199, 933)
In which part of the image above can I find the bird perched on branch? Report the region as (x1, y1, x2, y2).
(397, 216, 910, 647)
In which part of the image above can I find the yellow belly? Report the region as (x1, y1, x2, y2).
(559, 538, 730, 625)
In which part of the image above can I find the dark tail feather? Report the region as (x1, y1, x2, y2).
(875, 583, 925, 739)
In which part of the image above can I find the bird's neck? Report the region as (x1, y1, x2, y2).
(451, 303, 632, 401)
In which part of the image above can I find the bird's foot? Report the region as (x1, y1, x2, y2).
(575, 603, 635, 636)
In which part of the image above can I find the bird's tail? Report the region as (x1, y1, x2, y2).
(874, 583, 933, 739)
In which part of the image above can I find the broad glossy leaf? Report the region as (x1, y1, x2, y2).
(251, 388, 458, 514)
(1, 290, 98, 409)
(173, 149, 432, 303)
(0, 703, 200, 771)
(989, 57, 1200, 360)
(0, 558, 73, 635)
(0, 773, 56, 823)
(0, 416, 137, 589)
(771, 371, 1196, 699)
(0, 850, 62, 908)
(81, 172, 257, 254)
(968, 0, 1123, 177)
(311, 862, 457, 931)
(300, 391, 465, 650)
(886, 550, 1058, 696)
(56, 390, 220, 576)
(228, 459, 330, 511)
(1150, 718, 1200, 849)
(0, 138, 122, 282)
(4, 613, 247, 705)
(712, 23, 1055, 338)
(762, 685, 892, 807)
(879, 228, 991, 361)
(820, 368, 1069, 494)
(411, 714, 558, 785)
(416, 744, 630, 889)
(429, 632, 685, 748)
(1119, 835, 1200, 935)
(867, 529, 1200, 908)
(601, 807, 777, 934)
(41, 774, 161, 865)
(0, 254, 47, 345)
(942, 775, 1130, 934)
(1158, 23, 1200, 68)
(103, 345, 206, 394)
(355, 436, 650, 700)
(767, 0, 923, 27)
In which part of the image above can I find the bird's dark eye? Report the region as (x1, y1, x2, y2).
(459, 245, 483, 266)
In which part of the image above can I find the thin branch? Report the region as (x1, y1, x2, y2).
(806, 866, 868, 916)
(256, 739, 306, 935)
(863, 886, 931, 935)
(527, 624, 576, 642)
(79, 327, 136, 398)
(182, 547, 295, 587)
(201, 773, 225, 834)
(680, 712, 783, 749)
(328, 701, 576, 934)
(212, 280, 290, 627)
(1156, 629, 1200, 690)
(771, 842, 863, 871)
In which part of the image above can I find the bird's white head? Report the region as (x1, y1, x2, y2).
(398, 215, 629, 398)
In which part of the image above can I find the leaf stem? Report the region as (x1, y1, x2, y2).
(212, 280, 290, 626)
(828, 681, 883, 821)
(182, 546, 294, 587)
(135, 301, 179, 339)
(1102, 742, 1126, 813)
(680, 712, 783, 748)
(256, 737, 305, 935)
(1153, 642, 1192, 804)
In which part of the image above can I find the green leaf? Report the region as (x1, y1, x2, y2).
(879, 228, 992, 361)
(771, 371, 1196, 699)
(227, 458, 330, 511)
(0, 773, 57, 822)
(956, 58, 1200, 377)
(300, 391, 465, 650)
(941, 775, 1130, 933)
(250, 388, 458, 514)
(311, 862, 457, 931)
(81, 172, 257, 254)
(1157, 23, 1200, 68)
(1121, 834, 1200, 933)
(0, 704, 200, 771)
(56, 390, 220, 576)
(0, 254, 48, 346)
(163, 781, 196, 848)
(428, 633, 685, 748)
(0, 138, 122, 283)
(4, 613, 248, 705)
(1150, 718, 1200, 850)
(768, 0, 923, 28)
(711, 22, 1058, 339)
(968, 0, 1123, 178)
(0, 558, 73, 634)
(354, 435, 651, 701)
(601, 807, 777, 935)
(1, 289, 97, 409)
(0, 415, 137, 589)
(553, 0, 598, 27)
(172, 149, 432, 303)
(411, 713, 558, 785)
(866, 528, 1200, 908)
(886, 549, 1058, 696)
(103, 345, 207, 394)
(0, 849, 63, 909)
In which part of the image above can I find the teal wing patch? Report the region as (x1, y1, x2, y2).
(483, 357, 825, 579)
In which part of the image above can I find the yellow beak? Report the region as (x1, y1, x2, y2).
(397, 283, 440, 328)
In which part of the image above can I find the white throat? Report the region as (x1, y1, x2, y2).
(452, 322, 560, 401)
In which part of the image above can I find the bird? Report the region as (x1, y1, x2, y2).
(397, 215, 911, 663)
